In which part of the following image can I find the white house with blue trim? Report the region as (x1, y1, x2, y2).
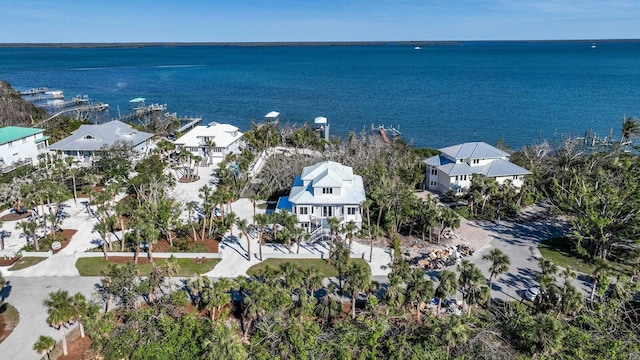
(424, 142, 531, 194)
(280, 161, 366, 233)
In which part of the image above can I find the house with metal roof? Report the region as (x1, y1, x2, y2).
(423, 142, 531, 194)
(173, 122, 243, 166)
(48, 120, 153, 162)
(282, 161, 366, 233)
(0, 126, 49, 172)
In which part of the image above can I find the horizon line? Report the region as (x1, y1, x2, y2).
(0, 38, 639, 48)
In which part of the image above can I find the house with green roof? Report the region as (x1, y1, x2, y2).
(0, 126, 49, 172)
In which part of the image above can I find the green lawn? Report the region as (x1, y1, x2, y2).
(76, 257, 221, 277)
(538, 237, 633, 276)
(7, 257, 47, 271)
(247, 258, 370, 278)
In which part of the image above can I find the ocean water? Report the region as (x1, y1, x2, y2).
(1, 42, 640, 149)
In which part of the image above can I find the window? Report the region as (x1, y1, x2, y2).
(430, 181, 437, 186)
(462, 175, 467, 180)
(322, 206, 333, 217)
(455, 176, 459, 181)
(347, 207, 358, 215)
(322, 187, 333, 194)
(513, 175, 519, 180)
(472, 159, 479, 164)
(299, 207, 308, 215)
(431, 168, 437, 176)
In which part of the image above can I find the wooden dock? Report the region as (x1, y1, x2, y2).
(113, 103, 167, 122)
(177, 117, 203, 133)
(20, 87, 49, 96)
(372, 124, 401, 143)
(379, 127, 390, 143)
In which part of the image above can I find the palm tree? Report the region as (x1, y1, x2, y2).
(226, 211, 239, 239)
(280, 262, 303, 291)
(326, 216, 341, 260)
(559, 282, 584, 315)
(341, 220, 358, 250)
(94, 220, 110, 260)
(249, 193, 260, 222)
(70, 292, 88, 338)
(405, 268, 435, 322)
(164, 255, 180, 284)
(18, 220, 39, 251)
(436, 270, 458, 316)
(64, 156, 79, 205)
(621, 116, 640, 144)
(302, 267, 323, 297)
(465, 279, 490, 316)
(532, 314, 564, 357)
(561, 266, 577, 295)
(254, 213, 269, 260)
(204, 139, 217, 166)
(114, 199, 131, 251)
(482, 248, 510, 291)
(361, 199, 374, 261)
(456, 259, 474, 311)
(33, 335, 56, 360)
(344, 261, 371, 319)
(538, 258, 558, 276)
(201, 323, 247, 360)
(330, 240, 351, 297)
(43, 290, 73, 356)
(236, 218, 251, 261)
(439, 315, 469, 360)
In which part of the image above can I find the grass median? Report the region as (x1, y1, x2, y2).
(76, 257, 221, 277)
(7, 257, 47, 271)
(247, 258, 370, 278)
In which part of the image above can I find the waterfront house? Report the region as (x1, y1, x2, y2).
(278, 161, 366, 234)
(0, 126, 49, 172)
(424, 142, 531, 194)
(173, 122, 244, 166)
(48, 120, 153, 163)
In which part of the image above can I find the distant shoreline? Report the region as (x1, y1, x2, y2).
(0, 39, 638, 49)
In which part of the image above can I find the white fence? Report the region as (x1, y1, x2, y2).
(20, 250, 53, 258)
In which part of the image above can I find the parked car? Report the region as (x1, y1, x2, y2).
(523, 287, 540, 301)
(425, 298, 439, 309)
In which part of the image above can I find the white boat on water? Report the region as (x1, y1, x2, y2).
(414, 46, 421, 50)
(591, 42, 597, 49)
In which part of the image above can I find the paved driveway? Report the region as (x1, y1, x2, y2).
(0, 277, 101, 360)
(468, 212, 593, 301)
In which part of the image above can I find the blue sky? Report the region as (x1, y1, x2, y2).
(2, 0, 639, 43)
